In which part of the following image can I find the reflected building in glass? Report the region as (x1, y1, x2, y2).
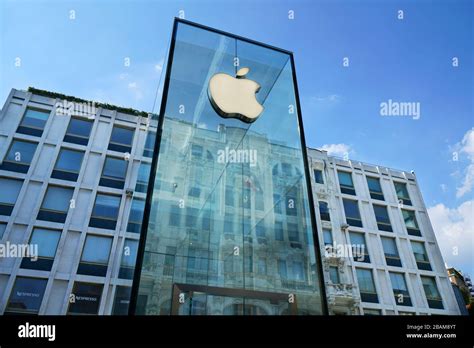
(131, 19, 326, 315)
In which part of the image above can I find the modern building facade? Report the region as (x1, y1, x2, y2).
(0, 87, 156, 315)
(0, 19, 460, 316)
(308, 148, 460, 315)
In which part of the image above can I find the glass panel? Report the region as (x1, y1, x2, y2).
(343, 199, 361, 220)
(102, 157, 127, 179)
(323, 229, 333, 246)
(313, 169, 324, 184)
(5, 140, 37, 164)
(329, 266, 339, 283)
(411, 241, 428, 261)
(55, 149, 84, 172)
(421, 276, 441, 299)
(389, 272, 407, 291)
(373, 205, 390, 224)
(356, 268, 376, 293)
(41, 186, 74, 212)
(129, 198, 145, 223)
(81, 235, 112, 264)
(0, 178, 23, 205)
(67, 118, 93, 137)
(394, 182, 410, 199)
(29, 228, 61, 258)
(20, 109, 49, 128)
(6, 277, 47, 313)
(92, 194, 121, 219)
(367, 177, 382, 192)
(338, 171, 353, 187)
(402, 210, 419, 229)
(110, 126, 134, 146)
(381, 237, 398, 257)
(135, 21, 323, 315)
(68, 283, 103, 314)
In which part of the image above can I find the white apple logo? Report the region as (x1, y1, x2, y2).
(208, 67, 264, 123)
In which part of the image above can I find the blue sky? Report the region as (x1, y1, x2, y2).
(1, 0, 472, 276)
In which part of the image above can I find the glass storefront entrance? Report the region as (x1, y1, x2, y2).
(132, 19, 325, 315)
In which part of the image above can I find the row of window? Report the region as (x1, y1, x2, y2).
(11, 225, 138, 279)
(323, 229, 432, 271)
(313, 168, 413, 206)
(319, 198, 421, 237)
(9, 107, 156, 155)
(353, 268, 444, 310)
(4, 276, 130, 315)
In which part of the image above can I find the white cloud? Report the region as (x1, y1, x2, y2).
(154, 60, 163, 73)
(428, 200, 474, 275)
(319, 143, 353, 158)
(128, 82, 137, 89)
(307, 94, 342, 107)
(456, 128, 474, 198)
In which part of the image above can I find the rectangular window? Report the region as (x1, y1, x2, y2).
(292, 261, 305, 281)
(323, 229, 333, 246)
(258, 258, 267, 275)
(241, 188, 251, 209)
(64, 117, 93, 146)
(313, 169, 324, 184)
(108, 126, 134, 153)
(338, 171, 356, 195)
(389, 272, 412, 306)
(411, 241, 432, 271)
(127, 198, 145, 233)
(143, 131, 156, 157)
(67, 282, 103, 315)
(278, 259, 287, 279)
(119, 239, 138, 279)
(186, 207, 198, 227)
(78, 235, 113, 276)
(0, 140, 37, 173)
(51, 148, 84, 181)
(349, 232, 370, 263)
(421, 276, 443, 309)
(319, 201, 330, 221)
(282, 163, 292, 176)
(135, 162, 151, 193)
(5, 277, 48, 314)
(224, 214, 234, 235)
(329, 266, 340, 284)
(99, 156, 128, 189)
(255, 191, 264, 211)
(373, 204, 392, 232)
(191, 144, 203, 158)
(356, 268, 378, 303)
(273, 194, 281, 214)
(188, 186, 201, 198)
(0, 177, 23, 216)
(225, 187, 234, 206)
(20, 228, 61, 271)
(274, 221, 284, 241)
(394, 182, 412, 206)
(17, 108, 49, 137)
(288, 223, 299, 243)
(112, 286, 132, 315)
(402, 209, 421, 236)
(367, 177, 384, 200)
(37, 186, 74, 223)
(381, 237, 402, 267)
(343, 199, 363, 227)
(0, 223, 6, 239)
(89, 193, 121, 230)
(169, 205, 181, 227)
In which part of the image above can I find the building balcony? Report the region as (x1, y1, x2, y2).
(326, 283, 360, 313)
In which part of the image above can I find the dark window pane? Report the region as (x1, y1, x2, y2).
(5, 277, 47, 314)
(68, 283, 103, 315)
(313, 169, 324, 184)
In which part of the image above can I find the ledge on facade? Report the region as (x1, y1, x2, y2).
(27, 87, 154, 118)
